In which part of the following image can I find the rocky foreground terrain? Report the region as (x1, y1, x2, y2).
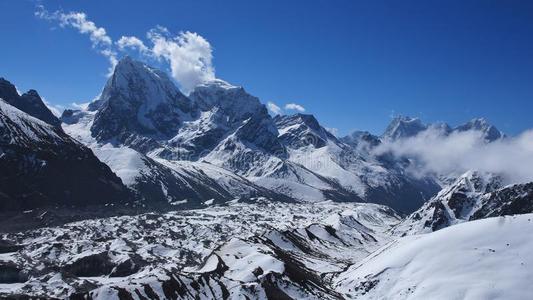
(1, 199, 531, 299)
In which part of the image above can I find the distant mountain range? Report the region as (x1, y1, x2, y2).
(0, 57, 511, 215)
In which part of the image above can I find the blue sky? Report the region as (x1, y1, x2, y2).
(1, 0, 532, 136)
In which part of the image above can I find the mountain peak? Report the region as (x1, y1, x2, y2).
(90, 58, 193, 144)
(189, 78, 265, 121)
(382, 115, 427, 140)
(0, 78, 60, 127)
(274, 113, 337, 149)
(455, 118, 503, 142)
(0, 78, 21, 102)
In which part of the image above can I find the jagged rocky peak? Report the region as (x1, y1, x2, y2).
(274, 113, 337, 148)
(455, 117, 504, 142)
(450, 170, 503, 195)
(0, 78, 20, 102)
(382, 115, 427, 140)
(91, 56, 195, 144)
(393, 170, 504, 235)
(0, 78, 61, 127)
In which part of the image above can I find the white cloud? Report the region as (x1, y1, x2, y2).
(148, 28, 215, 94)
(285, 103, 306, 112)
(35, 8, 112, 46)
(267, 101, 282, 115)
(373, 128, 533, 184)
(100, 49, 118, 76)
(36, 5, 117, 76)
(71, 102, 90, 110)
(36, 6, 217, 92)
(117, 36, 149, 54)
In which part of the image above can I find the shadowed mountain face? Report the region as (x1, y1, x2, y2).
(0, 78, 61, 128)
(0, 97, 132, 212)
(90, 57, 195, 152)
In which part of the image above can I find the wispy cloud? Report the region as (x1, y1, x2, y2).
(35, 5, 117, 76)
(285, 103, 306, 112)
(374, 128, 533, 184)
(117, 36, 149, 54)
(35, 6, 216, 92)
(267, 101, 282, 115)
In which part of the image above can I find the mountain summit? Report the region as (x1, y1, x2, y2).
(91, 57, 194, 147)
(455, 118, 504, 142)
(0, 78, 61, 127)
(382, 115, 427, 140)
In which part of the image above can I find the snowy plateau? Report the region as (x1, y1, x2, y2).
(0, 57, 532, 299)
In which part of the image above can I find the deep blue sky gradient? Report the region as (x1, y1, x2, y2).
(1, 0, 532, 135)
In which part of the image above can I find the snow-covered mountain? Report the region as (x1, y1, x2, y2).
(455, 117, 504, 142)
(273, 113, 439, 212)
(334, 213, 533, 299)
(381, 115, 504, 142)
(0, 93, 131, 212)
(60, 57, 441, 212)
(394, 170, 533, 235)
(382, 116, 428, 141)
(63, 109, 290, 209)
(90, 56, 195, 153)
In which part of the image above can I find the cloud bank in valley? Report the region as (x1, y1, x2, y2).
(374, 128, 533, 184)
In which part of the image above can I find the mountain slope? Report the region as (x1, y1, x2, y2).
(334, 214, 533, 299)
(274, 114, 439, 212)
(64, 109, 292, 207)
(394, 170, 533, 235)
(0, 99, 131, 211)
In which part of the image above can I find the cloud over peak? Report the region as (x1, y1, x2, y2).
(148, 28, 215, 94)
(267, 101, 282, 115)
(35, 6, 216, 93)
(285, 103, 306, 112)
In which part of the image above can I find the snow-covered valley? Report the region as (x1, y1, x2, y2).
(1, 200, 531, 299)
